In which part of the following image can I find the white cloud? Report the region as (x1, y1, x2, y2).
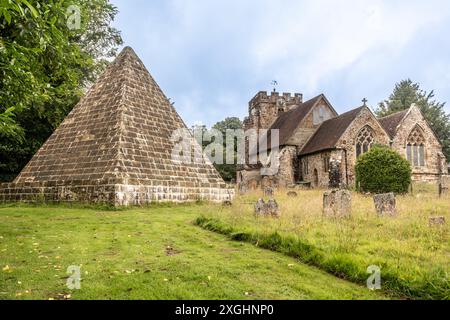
(112, 0, 450, 124)
(250, 0, 450, 93)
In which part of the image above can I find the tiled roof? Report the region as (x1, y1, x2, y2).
(299, 106, 366, 155)
(256, 95, 326, 154)
(378, 110, 409, 138)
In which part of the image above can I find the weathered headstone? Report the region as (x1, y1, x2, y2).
(239, 184, 248, 195)
(267, 199, 280, 218)
(254, 199, 266, 215)
(328, 160, 342, 189)
(287, 191, 298, 197)
(264, 187, 274, 198)
(373, 193, 396, 217)
(254, 198, 280, 217)
(323, 190, 352, 218)
(439, 175, 449, 196)
(429, 216, 446, 226)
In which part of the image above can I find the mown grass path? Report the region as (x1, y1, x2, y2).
(0, 205, 386, 300)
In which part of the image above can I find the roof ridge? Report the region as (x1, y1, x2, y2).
(299, 105, 366, 155)
(378, 108, 409, 119)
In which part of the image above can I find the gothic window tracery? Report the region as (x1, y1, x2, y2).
(406, 125, 426, 167)
(356, 126, 375, 158)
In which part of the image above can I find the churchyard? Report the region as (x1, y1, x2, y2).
(0, 182, 447, 300)
(0, 203, 386, 300)
(196, 183, 449, 300)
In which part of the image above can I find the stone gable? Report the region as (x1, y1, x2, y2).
(390, 106, 446, 181)
(335, 107, 391, 184)
(286, 97, 337, 149)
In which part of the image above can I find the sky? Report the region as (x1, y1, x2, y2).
(111, 0, 450, 127)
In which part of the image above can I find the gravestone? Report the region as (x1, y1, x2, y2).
(264, 187, 274, 198)
(323, 190, 352, 218)
(254, 198, 280, 218)
(373, 193, 396, 217)
(429, 216, 446, 226)
(328, 160, 342, 189)
(239, 184, 248, 195)
(267, 199, 280, 218)
(287, 191, 298, 197)
(254, 199, 266, 215)
(439, 175, 449, 196)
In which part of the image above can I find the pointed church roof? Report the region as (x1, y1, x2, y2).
(13, 47, 229, 203)
(299, 106, 366, 155)
(255, 94, 336, 154)
(269, 94, 334, 146)
(378, 109, 409, 138)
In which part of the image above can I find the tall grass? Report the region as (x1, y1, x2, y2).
(196, 184, 450, 300)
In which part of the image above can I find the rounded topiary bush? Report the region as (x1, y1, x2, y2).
(355, 145, 412, 194)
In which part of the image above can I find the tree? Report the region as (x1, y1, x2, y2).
(355, 145, 412, 194)
(212, 117, 243, 182)
(376, 79, 450, 160)
(0, 0, 122, 181)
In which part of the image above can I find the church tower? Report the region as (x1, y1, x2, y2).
(243, 91, 303, 131)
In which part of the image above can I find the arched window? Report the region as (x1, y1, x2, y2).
(356, 126, 375, 158)
(407, 125, 425, 167)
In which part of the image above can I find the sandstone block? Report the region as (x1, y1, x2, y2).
(323, 190, 352, 218)
(373, 193, 396, 217)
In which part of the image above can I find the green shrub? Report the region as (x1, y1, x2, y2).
(355, 145, 412, 194)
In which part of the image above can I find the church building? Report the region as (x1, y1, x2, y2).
(237, 91, 448, 189)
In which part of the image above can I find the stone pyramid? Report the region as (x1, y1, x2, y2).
(0, 47, 232, 205)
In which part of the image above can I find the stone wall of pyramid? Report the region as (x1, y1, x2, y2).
(0, 47, 233, 205)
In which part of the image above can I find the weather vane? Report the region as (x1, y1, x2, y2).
(271, 80, 278, 92)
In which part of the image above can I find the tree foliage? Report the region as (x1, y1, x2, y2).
(212, 117, 243, 182)
(376, 79, 450, 160)
(0, 0, 122, 181)
(355, 145, 412, 194)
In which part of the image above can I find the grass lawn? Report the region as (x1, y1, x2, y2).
(0, 204, 386, 300)
(196, 184, 450, 299)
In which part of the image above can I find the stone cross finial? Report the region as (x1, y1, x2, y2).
(362, 98, 368, 106)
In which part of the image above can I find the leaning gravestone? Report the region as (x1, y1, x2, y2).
(429, 216, 446, 227)
(323, 190, 352, 218)
(373, 193, 396, 217)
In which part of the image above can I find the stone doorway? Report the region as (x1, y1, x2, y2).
(313, 169, 319, 187)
